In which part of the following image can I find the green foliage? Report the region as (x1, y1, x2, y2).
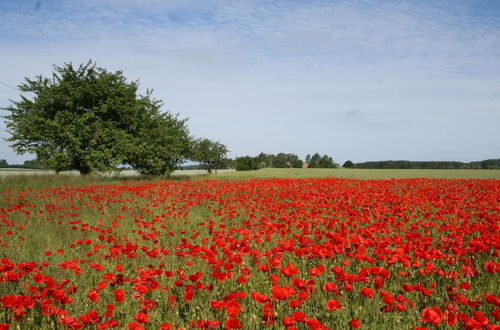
(0, 158, 43, 169)
(125, 109, 191, 175)
(272, 153, 289, 168)
(287, 154, 303, 168)
(248, 152, 303, 169)
(342, 160, 355, 168)
(191, 138, 228, 173)
(308, 153, 321, 168)
(307, 153, 338, 168)
(3, 60, 191, 175)
(235, 156, 255, 171)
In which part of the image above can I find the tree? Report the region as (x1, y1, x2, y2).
(235, 156, 255, 171)
(319, 155, 338, 168)
(23, 159, 43, 169)
(3, 61, 191, 175)
(125, 109, 192, 175)
(342, 160, 354, 168)
(308, 153, 338, 168)
(287, 153, 303, 168)
(308, 153, 322, 168)
(255, 152, 270, 168)
(191, 138, 228, 174)
(0, 159, 8, 168)
(273, 153, 289, 168)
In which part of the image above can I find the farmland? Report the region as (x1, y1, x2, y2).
(0, 176, 499, 329)
(210, 168, 500, 180)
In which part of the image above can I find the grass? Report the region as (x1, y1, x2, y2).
(207, 168, 500, 180)
(0, 173, 184, 194)
(1, 168, 498, 194)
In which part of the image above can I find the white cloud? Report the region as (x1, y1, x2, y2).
(0, 0, 499, 163)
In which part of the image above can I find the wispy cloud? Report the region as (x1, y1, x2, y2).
(1, 0, 499, 163)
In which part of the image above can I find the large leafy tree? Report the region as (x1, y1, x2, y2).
(3, 61, 191, 175)
(191, 138, 228, 173)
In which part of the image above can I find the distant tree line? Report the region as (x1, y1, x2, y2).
(235, 152, 338, 171)
(234, 153, 303, 171)
(305, 153, 338, 169)
(349, 159, 500, 169)
(0, 159, 44, 169)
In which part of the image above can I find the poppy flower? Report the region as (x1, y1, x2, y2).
(87, 289, 99, 303)
(114, 289, 125, 303)
(420, 307, 444, 326)
(326, 299, 342, 311)
(225, 318, 243, 329)
(271, 286, 295, 300)
(360, 288, 374, 299)
(251, 291, 269, 303)
(350, 318, 361, 328)
(134, 312, 149, 324)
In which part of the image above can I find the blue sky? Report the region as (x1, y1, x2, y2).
(1, 0, 499, 164)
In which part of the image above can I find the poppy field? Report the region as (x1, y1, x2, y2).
(0, 178, 498, 329)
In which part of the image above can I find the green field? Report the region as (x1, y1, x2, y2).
(0, 168, 500, 191)
(1, 168, 498, 193)
(208, 168, 500, 180)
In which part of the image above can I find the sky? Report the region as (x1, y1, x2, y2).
(1, 0, 499, 165)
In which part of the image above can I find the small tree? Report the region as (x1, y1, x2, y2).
(287, 153, 303, 168)
(308, 153, 322, 168)
(319, 155, 337, 168)
(343, 160, 355, 168)
(4, 60, 191, 175)
(191, 138, 228, 174)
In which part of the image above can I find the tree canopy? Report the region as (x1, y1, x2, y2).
(342, 160, 355, 168)
(308, 153, 338, 168)
(235, 156, 256, 171)
(191, 138, 228, 173)
(3, 61, 191, 175)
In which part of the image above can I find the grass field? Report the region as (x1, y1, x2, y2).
(1, 168, 498, 193)
(208, 168, 500, 180)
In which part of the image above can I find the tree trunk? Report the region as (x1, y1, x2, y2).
(79, 165, 91, 176)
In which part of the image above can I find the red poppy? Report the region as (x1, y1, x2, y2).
(251, 291, 269, 303)
(271, 286, 295, 300)
(350, 318, 361, 328)
(360, 288, 374, 299)
(326, 299, 342, 311)
(420, 307, 444, 326)
(114, 289, 125, 303)
(134, 312, 149, 324)
(87, 289, 99, 303)
(225, 318, 243, 329)
(184, 285, 195, 302)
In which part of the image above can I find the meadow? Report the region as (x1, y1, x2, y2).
(209, 168, 500, 180)
(0, 171, 498, 329)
